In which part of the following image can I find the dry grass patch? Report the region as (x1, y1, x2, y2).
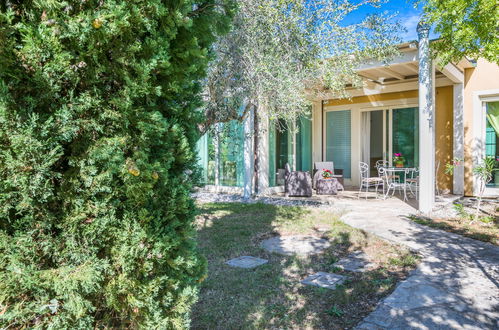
(192, 202, 418, 329)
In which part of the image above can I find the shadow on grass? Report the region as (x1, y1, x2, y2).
(191, 202, 415, 329)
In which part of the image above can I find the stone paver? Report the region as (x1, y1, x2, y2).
(261, 235, 331, 256)
(334, 251, 376, 272)
(333, 198, 499, 329)
(301, 272, 347, 289)
(225, 256, 268, 269)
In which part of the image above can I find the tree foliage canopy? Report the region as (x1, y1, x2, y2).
(0, 0, 232, 328)
(201, 0, 402, 132)
(421, 0, 499, 64)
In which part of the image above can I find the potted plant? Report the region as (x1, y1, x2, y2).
(393, 153, 405, 168)
(322, 169, 333, 179)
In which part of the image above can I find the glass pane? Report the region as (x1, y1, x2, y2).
(369, 110, 384, 176)
(219, 121, 244, 187)
(269, 120, 276, 187)
(486, 101, 499, 186)
(392, 107, 419, 168)
(296, 114, 312, 173)
(207, 133, 216, 184)
(195, 133, 209, 185)
(326, 110, 351, 178)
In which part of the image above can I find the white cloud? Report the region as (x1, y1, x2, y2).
(398, 13, 440, 42)
(400, 14, 421, 41)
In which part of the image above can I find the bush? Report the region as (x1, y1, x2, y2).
(0, 1, 232, 328)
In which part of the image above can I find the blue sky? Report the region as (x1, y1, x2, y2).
(341, 0, 437, 42)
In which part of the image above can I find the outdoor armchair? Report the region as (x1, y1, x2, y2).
(313, 161, 344, 188)
(284, 163, 313, 197)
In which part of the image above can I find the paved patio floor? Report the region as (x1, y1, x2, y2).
(332, 197, 499, 329)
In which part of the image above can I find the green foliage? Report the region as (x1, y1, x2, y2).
(420, 0, 499, 64)
(453, 203, 473, 221)
(202, 0, 402, 133)
(0, 0, 232, 328)
(326, 305, 344, 317)
(444, 157, 463, 175)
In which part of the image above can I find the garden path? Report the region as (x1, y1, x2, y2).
(335, 198, 499, 329)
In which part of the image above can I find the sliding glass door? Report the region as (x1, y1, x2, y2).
(361, 110, 387, 176)
(361, 107, 419, 173)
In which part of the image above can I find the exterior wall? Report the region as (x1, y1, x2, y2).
(324, 90, 418, 106)
(463, 59, 499, 196)
(435, 86, 454, 193)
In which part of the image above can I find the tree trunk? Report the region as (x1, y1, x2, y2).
(253, 106, 259, 194)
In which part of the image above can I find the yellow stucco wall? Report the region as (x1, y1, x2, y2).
(325, 90, 418, 106)
(463, 59, 499, 196)
(435, 86, 453, 193)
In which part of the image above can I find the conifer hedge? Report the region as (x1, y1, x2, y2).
(0, 1, 232, 328)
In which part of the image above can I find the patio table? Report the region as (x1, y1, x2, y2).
(384, 167, 417, 182)
(316, 177, 344, 195)
(382, 167, 417, 201)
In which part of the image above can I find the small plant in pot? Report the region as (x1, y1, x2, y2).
(322, 169, 333, 179)
(393, 153, 405, 168)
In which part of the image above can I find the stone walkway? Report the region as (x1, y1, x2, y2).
(333, 198, 499, 330)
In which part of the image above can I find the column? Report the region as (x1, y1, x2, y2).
(311, 100, 323, 164)
(243, 106, 255, 199)
(453, 83, 465, 195)
(257, 112, 269, 195)
(417, 21, 435, 214)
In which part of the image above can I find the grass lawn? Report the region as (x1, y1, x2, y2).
(192, 202, 418, 329)
(410, 215, 499, 246)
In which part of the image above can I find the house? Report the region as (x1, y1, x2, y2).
(196, 23, 499, 213)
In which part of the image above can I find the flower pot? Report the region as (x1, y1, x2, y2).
(395, 163, 404, 168)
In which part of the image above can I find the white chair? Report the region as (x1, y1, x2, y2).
(381, 167, 411, 201)
(358, 162, 384, 199)
(376, 160, 399, 182)
(406, 168, 419, 200)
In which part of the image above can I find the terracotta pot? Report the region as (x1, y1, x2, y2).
(395, 163, 404, 168)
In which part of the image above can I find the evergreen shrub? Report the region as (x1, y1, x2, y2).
(0, 1, 232, 328)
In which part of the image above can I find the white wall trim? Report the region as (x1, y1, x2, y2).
(472, 89, 499, 196)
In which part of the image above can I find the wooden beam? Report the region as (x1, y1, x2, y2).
(439, 62, 464, 83)
(401, 62, 419, 74)
(357, 71, 380, 82)
(375, 67, 406, 80)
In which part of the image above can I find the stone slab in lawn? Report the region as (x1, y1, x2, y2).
(261, 235, 331, 256)
(225, 256, 268, 269)
(334, 251, 376, 272)
(301, 272, 347, 290)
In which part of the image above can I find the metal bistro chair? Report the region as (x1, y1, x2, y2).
(375, 160, 399, 182)
(406, 168, 419, 200)
(381, 167, 412, 201)
(358, 162, 384, 199)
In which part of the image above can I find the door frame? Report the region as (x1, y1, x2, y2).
(473, 90, 499, 196)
